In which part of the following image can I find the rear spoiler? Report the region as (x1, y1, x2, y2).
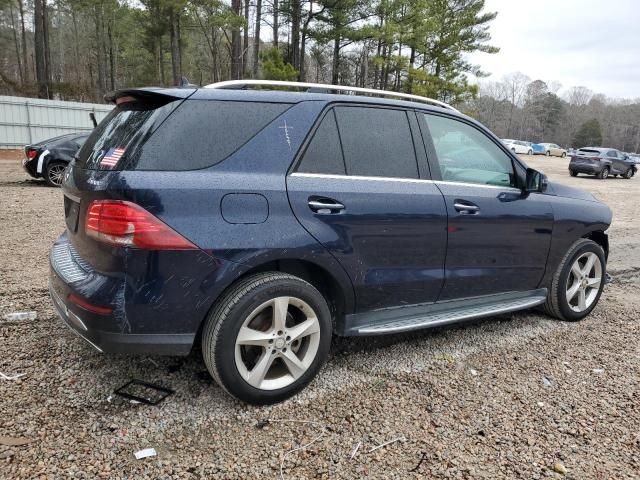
(104, 87, 196, 105)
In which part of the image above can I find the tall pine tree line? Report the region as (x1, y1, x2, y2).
(0, 0, 498, 105)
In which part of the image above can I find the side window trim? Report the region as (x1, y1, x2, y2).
(418, 110, 523, 188)
(408, 110, 432, 180)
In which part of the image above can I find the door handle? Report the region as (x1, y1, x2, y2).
(454, 200, 480, 214)
(308, 198, 345, 214)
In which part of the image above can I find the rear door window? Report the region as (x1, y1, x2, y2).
(333, 106, 418, 179)
(296, 110, 346, 175)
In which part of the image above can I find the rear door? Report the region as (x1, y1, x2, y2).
(419, 112, 553, 301)
(286, 105, 448, 312)
(606, 149, 625, 174)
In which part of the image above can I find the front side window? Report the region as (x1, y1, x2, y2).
(334, 106, 419, 179)
(422, 114, 516, 188)
(607, 150, 618, 158)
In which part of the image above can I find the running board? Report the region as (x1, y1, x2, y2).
(342, 289, 547, 336)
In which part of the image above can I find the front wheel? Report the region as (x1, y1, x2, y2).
(546, 150, 551, 156)
(569, 170, 578, 177)
(598, 167, 609, 179)
(527, 149, 533, 155)
(202, 272, 332, 405)
(623, 168, 634, 179)
(561, 152, 567, 158)
(544, 239, 606, 321)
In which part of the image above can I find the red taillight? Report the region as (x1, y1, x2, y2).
(591, 157, 601, 161)
(68, 293, 113, 315)
(26, 149, 37, 159)
(85, 200, 197, 250)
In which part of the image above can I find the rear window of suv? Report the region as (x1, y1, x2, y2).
(77, 98, 290, 171)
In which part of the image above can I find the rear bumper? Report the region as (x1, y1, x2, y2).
(49, 280, 194, 355)
(569, 163, 603, 174)
(48, 233, 200, 355)
(22, 158, 39, 178)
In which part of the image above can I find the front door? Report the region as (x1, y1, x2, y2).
(287, 106, 448, 312)
(419, 112, 554, 301)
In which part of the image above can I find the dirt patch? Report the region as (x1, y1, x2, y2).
(1, 152, 639, 479)
(0, 150, 23, 162)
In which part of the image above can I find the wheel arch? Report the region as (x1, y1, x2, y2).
(583, 230, 609, 260)
(194, 257, 355, 344)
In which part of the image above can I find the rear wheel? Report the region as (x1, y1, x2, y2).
(546, 150, 551, 156)
(202, 272, 332, 405)
(623, 168, 634, 179)
(527, 149, 533, 155)
(45, 161, 67, 187)
(569, 170, 578, 177)
(544, 239, 605, 321)
(598, 167, 609, 179)
(561, 152, 567, 158)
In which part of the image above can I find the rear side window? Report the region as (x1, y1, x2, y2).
(78, 99, 290, 171)
(334, 106, 419, 179)
(296, 110, 346, 175)
(607, 150, 618, 158)
(77, 100, 178, 169)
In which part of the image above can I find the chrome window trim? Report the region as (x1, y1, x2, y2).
(289, 172, 522, 192)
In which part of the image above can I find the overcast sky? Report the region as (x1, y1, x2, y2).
(468, 0, 640, 99)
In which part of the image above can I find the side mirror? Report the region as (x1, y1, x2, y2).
(525, 168, 547, 193)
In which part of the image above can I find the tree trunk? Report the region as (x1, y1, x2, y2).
(230, 0, 242, 79)
(43, 0, 51, 90)
(34, 0, 48, 97)
(170, 9, 182, 85)
(331, 37, 340, 84)
(71, 10, 81, 84)
(273, 0, 279, 47)
(290, 0, 301, 70)
(18, 0, 29, 82)
(94, 4, 107, 96)
(108, 19, 116, 90)
(243, 0, 249, 76)
(9, 1, 23, 83)
(252, 0, 262, 78)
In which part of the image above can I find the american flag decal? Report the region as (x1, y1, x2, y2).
(100, 147, 125, 169)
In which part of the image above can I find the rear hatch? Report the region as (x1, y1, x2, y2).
(572, 148, 603, 164)
(62, 87, 292, 272)
(62, 88, 194, 272)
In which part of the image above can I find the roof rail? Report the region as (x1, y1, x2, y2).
(204, 80, 459, 112)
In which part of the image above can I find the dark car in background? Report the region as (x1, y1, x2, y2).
(23, 132, 90, 186)
(569, 147, 636, 179)
(49, 81, 612, 404)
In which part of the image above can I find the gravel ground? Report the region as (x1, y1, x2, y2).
(1, 154, 639, 479)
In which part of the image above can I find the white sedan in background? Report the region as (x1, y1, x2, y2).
(502, 139, 533, 155)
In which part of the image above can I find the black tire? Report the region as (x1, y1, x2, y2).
(527, 149, 533, 155)
(623, 168, 634, 179)
(546, 150, 551, 156)
(202, 272, 332, 405)
(44, 161, 67, 187)
(543, 239, 606, 321)
(597, 167, 609, 179)
(561, 152, 567, 158)
(569, 170, 578, 177)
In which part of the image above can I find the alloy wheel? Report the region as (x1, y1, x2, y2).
(234, 296, 320, 390)
(565, 252, 602, 313)
(48, 164, 66, 186)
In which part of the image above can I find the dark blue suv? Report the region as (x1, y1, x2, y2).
(49, 81, 612, 404)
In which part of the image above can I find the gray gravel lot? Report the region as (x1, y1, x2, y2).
(1, 154, 639, 479)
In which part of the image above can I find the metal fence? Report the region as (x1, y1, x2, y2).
(0, 96, 113, 149)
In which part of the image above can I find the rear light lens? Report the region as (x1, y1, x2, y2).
(591, 157, 601, 161)
(85, 200, 197, 250)
(26, 149, 37, 159)
(68, 293, 113, 315)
